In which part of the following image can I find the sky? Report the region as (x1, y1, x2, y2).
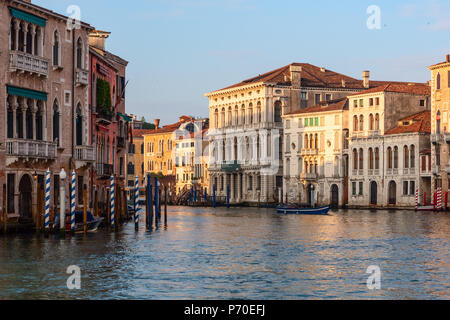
(36, 0, 450, 125)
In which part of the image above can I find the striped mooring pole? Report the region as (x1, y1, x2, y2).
(110, 175, 115, 228)
(71, 171, 76, 232)
(437, 188, 442, 211)
(44, 169, 51, 232)
(135, 176, 139, 230)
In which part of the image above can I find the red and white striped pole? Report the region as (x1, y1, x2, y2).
(437, 188, 442, 211)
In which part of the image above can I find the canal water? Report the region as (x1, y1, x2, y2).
(0, 207, 449, 300)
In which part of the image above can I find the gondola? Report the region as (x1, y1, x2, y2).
(276, 205, 330, 215)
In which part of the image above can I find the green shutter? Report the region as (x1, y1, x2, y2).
(304, 118, 308, 127)
(315, 117, 319, 126)
(7, 85, 47, 101)
(310, 118, 314, 126)
(9, 7, 46, 27)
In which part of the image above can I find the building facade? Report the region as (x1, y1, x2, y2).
(282, 98, 350, 207)
(429, 55, 450, 199)
(0, 0, 94, 224)
(206, 63, 390, 204)
(348, 84, 431, 208)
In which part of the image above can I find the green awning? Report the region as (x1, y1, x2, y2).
(7, 85, 47, 101)
(9, 7, 46, 27)
(117, 112, 132, 122)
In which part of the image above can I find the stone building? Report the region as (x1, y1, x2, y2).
(429, 55, 450, 198)
(126, 129, 153, 197)
(0, 0, 93, 225)
(348, 84, 431, 208)
(175, 128, 209, 196)
(282, 98, 350, 207)
(206, 63, 398, 204)
(88, 29, 129, 210)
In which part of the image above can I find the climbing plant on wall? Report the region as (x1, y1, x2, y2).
(96, 78, 112, 115)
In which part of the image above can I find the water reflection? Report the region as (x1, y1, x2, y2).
(0, 207, 449, 299)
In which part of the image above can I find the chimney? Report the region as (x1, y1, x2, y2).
(447, 54, 450, 63)
(363, 71, 370, 89)
(341, 79, 346, 88)
(290, 65, 302, 88)
(89, 30, 110, 51)
(154, 119, 160, 129)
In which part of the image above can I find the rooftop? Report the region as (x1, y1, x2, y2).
(349, 83, 431, 97)
(385, 111, 431, 135)
(284, 98, 348, 116)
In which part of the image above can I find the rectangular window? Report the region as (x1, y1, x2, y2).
(375, 97, 380, 105)
(310, 118, 314, 127)
(403, 181, 409, 196)
(420, 100, 425, 107)
(410, 181, 416, 196)
(305, 118, 308, 127)
(359, 99, 364, 107)
(7, 174, 15, 214)
(354, 100, 358, 108)
(369, 98, 374, 106)
(315, 118, 319, 126)
(352, 182, 357, 196)
(359, 182, 363, 196)
(301, 92, 308, 100)
(315, 94, 321, 105)
(325, 94, 331, 101)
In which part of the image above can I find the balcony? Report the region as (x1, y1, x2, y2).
(9, 51, 49, 77)
(76, 69, 89, 86)
(75, 146, 95, 162)
(431, 134, 443, 145)
(300, 173, 317, 180)
(444, 133, 450, 144)
(96, 163, 113, 178)
(6, 139, 56, 160)
(301, 148, 319, 156)
(96, 109, 114, 125)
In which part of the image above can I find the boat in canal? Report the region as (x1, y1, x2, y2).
(54, 211, 104, 233)
(276, 205, 330, 215)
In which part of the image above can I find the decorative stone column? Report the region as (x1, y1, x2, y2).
(31, 100, 37, 140)
(21, 100, 27, 140)
(30, 25, 36, 55)
(12, 96, 18, 139)
(14, 19, 20, 51)
(22, 22, 29, 53)
(230, 173, 235, 203)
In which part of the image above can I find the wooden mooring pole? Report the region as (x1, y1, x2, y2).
(164, 186, 168, 225)
(149, 179, 154, 229)
(2, 184, 7, 234)
(83, 185, 88, 235)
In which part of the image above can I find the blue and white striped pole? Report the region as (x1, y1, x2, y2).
(44, 169, 50, 233)
(71, 171, 76, 232)
(110, 176, 115, 229)
(135, 176, 139, 230)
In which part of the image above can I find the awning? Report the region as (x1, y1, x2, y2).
(7, 85, 47, 101)
(9, 7, 46, 27)
(117, 112, 132, 122)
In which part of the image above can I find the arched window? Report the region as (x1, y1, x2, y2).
(26, 24, 32, 54)
(76, 37, 83, 69)
(214, 109, 218, 128)
(18, 22, 25, 52)
(404, 146, 409, 169)
(76, 104, 83, 146)
(437, 73, 441, 90)
(26, 100, 33, 139)
(314, 134, 318, 150)
(369, 114, 374, 131)
(375, 114, 380, 130)
(359, 115, 364, 131)
(53, 100, 60, 146)
(369, 148, 374, 170)
(248, 103, 253, 124)
(436, 110, 441, 134)
(53, 30, 60, 66)
(394, 146, 399, 169)
(353, 115, 358, 131)
(353, 149, 358, 170)
(387, 147, 392, 169)
(257, 102, 262, 123)
(221, 108, 225, 128)
(304, 134, 309, 149)
(359, 148, 364, 170)
(7, 98, 13, 139)
(227, 107, 232, 126)
(241, 105, 246, 125)
(10, 19, 16, 50)
(36, 101, 43, 141)
(234, 106, 238, 125)
(410, 145, 415, 168)
(375, 147, 380, 170)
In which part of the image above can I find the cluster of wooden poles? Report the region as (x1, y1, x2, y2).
(137, 175, 168, 231)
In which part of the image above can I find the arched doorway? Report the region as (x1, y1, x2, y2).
(19, 174, 33, 222)
(307, 184, 315, 207)
(370, 181, 378, 205)
(388, 181, 397, 205)
(330, 184, 339, 208)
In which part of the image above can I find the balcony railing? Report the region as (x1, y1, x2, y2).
(301, 149, 319, 156)
(6, 139, 56, 159)
(96, 163, 113, 177)
(96, 109, 114, 124)
(9, 51, 49, 77)
(75, 146, 95, 162)
(76, 69, 89, 86)
(300, 173, 317, 180)
(431, 134, 443, 145)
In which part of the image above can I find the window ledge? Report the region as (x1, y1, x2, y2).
(52, 65, 64, 71)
